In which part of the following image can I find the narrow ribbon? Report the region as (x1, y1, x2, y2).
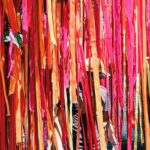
(22, 0, 28, 44)
(141, 0, 150, 147)
(0, 1, 10, 116)
(85, 0, 106, 148)
(0, 5, 6, 144)
(69, 0, 77, 102)
(47, 0, 56, 45)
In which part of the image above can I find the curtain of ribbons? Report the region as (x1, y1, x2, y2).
(0, 0, 150, 150)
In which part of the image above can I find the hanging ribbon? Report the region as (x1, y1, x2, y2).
(141, 0, 150, 148)
(0, 1, 10, 116)
(0, 0, 150, 149)
(0, 2, 6, 149)
(69, 0, 77, 102)
(2, 0, 19, 33)
(85, 0, 106, 149)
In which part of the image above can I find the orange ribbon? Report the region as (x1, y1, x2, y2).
(69, 0, 77, 102)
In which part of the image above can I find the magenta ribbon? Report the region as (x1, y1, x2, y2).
(125, 0, 136, 148)
(0, 3, 6, 149)
(22, 0, 28, 44)
(29, 6, 36, 112)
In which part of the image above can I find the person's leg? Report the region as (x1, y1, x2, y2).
(107, 121, 119, 150)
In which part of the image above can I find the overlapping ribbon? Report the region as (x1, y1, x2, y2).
(0, 0, 150, 150)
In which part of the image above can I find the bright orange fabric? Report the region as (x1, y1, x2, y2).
(69, 0, 77, 102)
(87, 0, 106, 149)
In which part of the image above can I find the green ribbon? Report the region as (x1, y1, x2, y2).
(4, 32, 22, 47)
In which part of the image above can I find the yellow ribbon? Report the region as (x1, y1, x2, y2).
(88, 0, 106, 149)
(47, 0, 56, 45)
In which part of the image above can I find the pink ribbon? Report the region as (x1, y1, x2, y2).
(22, 0, 28, 44)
